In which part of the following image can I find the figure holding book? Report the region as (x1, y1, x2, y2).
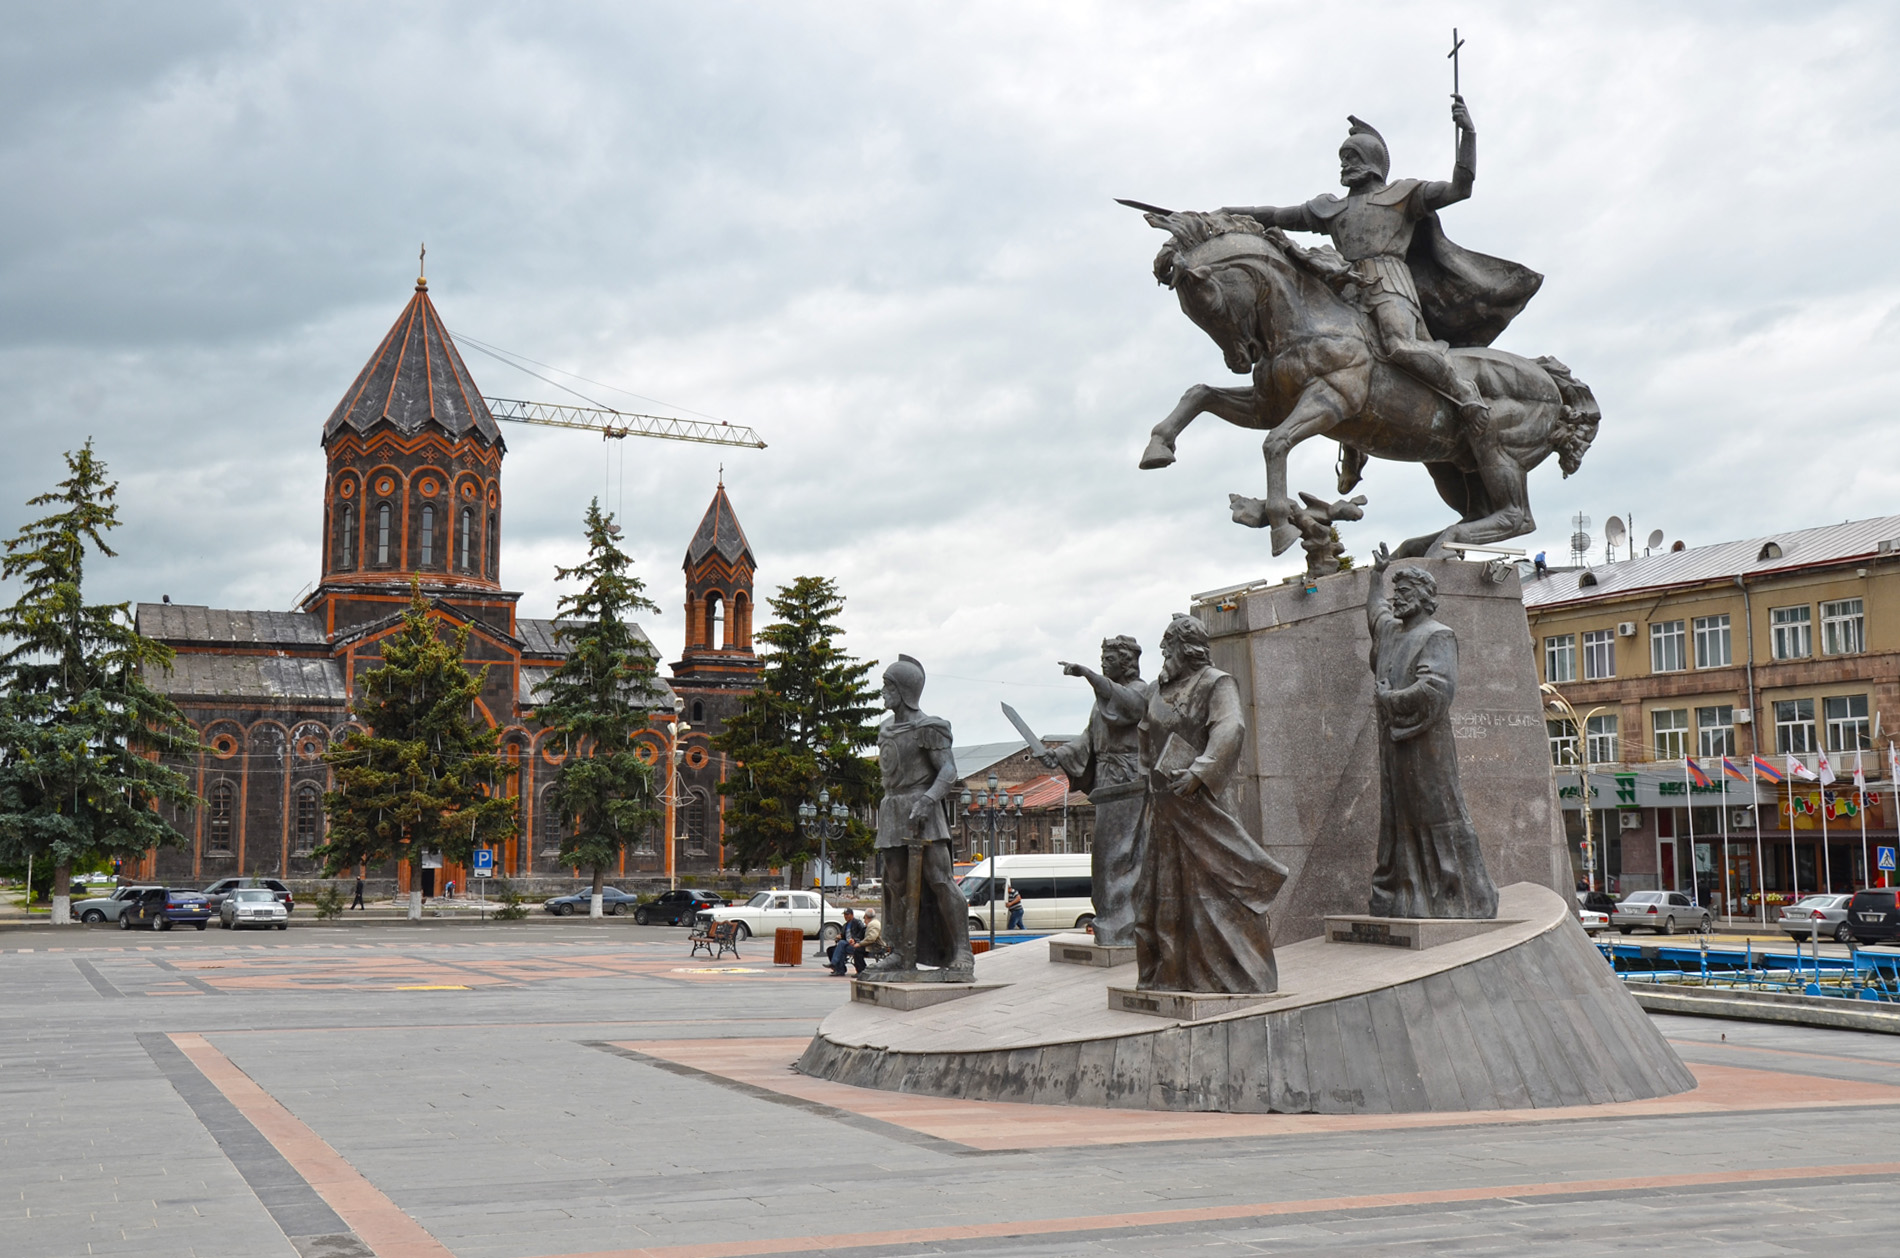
(1133, 614, 1287, 993)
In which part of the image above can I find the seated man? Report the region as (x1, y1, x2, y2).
(848, 910, 882, 974)
(827, 908, 865, 975)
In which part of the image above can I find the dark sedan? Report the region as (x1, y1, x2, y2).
(542, 887, 642, 917)
(633, 888, 726, 926)
(119, 887, 212, 931)
(1845, 888, 1900, 945)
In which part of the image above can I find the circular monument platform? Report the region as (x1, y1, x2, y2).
(798, 883, 1694, 1114)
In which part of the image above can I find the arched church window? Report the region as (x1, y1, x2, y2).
(207, 781, 235, 853)
(460, 509, 473, 572)
(684, 788, 710, 855)
(706, 592, 723, 648)
(691, 700, 704, 723)
(376, 504, 391, 565)
(419, 506, 434, 567)
(294, 784, 322, 854)
(487, 510, 498, 577)
(732, 592, 750, 650)
(339, 505, 355, 570)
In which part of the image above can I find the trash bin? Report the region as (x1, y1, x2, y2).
(774, 927, 804, 966)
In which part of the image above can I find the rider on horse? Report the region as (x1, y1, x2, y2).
(1224, 97, 1535, 491)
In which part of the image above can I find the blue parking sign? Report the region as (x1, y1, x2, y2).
(1879, 846, 1897, 872)
(472, 848, 496, 878)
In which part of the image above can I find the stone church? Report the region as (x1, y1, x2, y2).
(134, 277, 762, 893)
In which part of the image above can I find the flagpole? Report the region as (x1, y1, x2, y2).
(1785, 755, 1802, 907)
(1820, 765, 1833, 894)
(1719, 766, 1733, 926)
(1856, 747, 1869, 892)
(1754, 762, 1768, 926)
(1889, 741, 1899, 889)
(1682, 759, 1697, 903)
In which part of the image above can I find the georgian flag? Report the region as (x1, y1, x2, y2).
(1854, 749, 1867, 790)
(1817, 748, 1836, 786)
(1786, 754, 1818, 782)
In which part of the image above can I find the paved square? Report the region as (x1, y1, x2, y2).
(6, 920, 1899, 1257)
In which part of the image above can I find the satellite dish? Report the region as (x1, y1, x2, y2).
(1646, 529, 1665, 551)
(1569, 531, 1592, 554)
(1604, 516, 1627, 548)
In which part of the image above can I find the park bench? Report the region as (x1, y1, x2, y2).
(689, 919, 741, 960)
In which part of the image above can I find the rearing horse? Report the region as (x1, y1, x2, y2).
(1138, 211, 1599, 558)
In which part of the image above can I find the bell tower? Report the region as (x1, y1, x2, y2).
(671, 479, 760, 692)
(302, 274, 516, 637)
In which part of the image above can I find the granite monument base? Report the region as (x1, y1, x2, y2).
(1106, 986, 1285, 1020)
(1049, 938, 1138, 968)
(799, 883, 1694, 1113)
(1194, 559, 1571, 946)
(1324, 914, 1515, 950)
(851, 979, 1004, 1012)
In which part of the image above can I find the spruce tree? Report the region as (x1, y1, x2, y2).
(317, 583, 517, 917)
(0, 442, 199, 923)
(532, 501, 662, 917)
(714, 576, 880, 876)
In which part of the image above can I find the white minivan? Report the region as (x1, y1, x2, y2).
(960, 854, 1095, 933)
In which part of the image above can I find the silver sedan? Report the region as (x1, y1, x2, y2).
(1778, 893, 1853, 943)
(219, 888, 289, 930)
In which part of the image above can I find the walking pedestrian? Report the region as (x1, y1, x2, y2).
(350, 875, 365, 911)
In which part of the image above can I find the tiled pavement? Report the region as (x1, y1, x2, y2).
(4, 920, 1899, 1257)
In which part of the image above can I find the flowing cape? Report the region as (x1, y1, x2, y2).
(1406, 211, 1543, 349)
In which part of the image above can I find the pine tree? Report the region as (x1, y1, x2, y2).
(317, 583, 517, 916)
(714, 576, 881, 874)
(0, 442, 199, 923)
(532, 501, 662, 917)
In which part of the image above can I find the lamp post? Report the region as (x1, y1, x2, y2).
(798, 787, 850, 943)
(662, 700, 690, 891)
(1542, 683, 1606, 894)
(959, 770, 1024, 951)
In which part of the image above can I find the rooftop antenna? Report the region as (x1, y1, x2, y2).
(1603, 515, 1626, 564)
(1569, 511, 1592, 568)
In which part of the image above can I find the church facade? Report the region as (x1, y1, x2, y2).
(134, 278, 761, 893)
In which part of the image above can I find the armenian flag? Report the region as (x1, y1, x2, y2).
(1686, 757, 1712, 788)
(1722, 756, 1748, 782)
(1753, 754, 1784, 783)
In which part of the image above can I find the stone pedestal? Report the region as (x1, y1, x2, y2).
(1106, 986, 1284, 1020)
(1194, 559, 1570, 945)
(1048, 935, 1137, 968)
(1323, 914, 1514, 951)
(850, 979, 1004, 1012)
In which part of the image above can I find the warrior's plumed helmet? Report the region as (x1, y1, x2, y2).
(883, 653, 926, 707)
(1340, 115, 1390, 180)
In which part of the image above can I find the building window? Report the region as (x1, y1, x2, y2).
(1693, 614, 1732, 668)
(460, 509, 473, 571)
(1543, 634, 1576, 683)
(419, 506, 434, 567)
(1585, 713, 1619, 764)
(1652, 708, 1689, 760)
(1824, 694, 1871, 751)
(706, 592, 724, 647)
(691, 700, 704, 723)
(683, 788, 710, 855)
(1822, 598, 1864, 655)
(1582, 629, 1615, 680)
(338, 505, 355, 569)
(1650, 621, 1686, 673)
(1770, 605, 1811, 659)
(1547, 718, 1578, 766)
(1697, 705, 1735, 758)
(487, 510, 498, 577)
(207, 781, 234, 852)
(294, 785, 322, 854)
(1774, 698, 1816, 754)
(376, 503, 391, 565)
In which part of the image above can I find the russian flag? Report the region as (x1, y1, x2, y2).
(1753, 754, 1784, 784)
(1722, 757, 1748, 782)
(1686, 758, 1711, 788)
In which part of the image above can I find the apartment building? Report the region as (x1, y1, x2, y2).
(1523, 515, 1900, 910)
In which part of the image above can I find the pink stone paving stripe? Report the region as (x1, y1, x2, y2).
(617, 1037, 1900, 1151)
(545, 1158, 1900, 1258)
(169, 1032, 455, 1258)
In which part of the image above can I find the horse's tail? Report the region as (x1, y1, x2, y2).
(1534, 356, 1601, 478)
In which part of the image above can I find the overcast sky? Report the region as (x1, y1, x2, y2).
(3, 2, 1897, 743)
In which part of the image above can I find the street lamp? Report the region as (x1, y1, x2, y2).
(662, 705, 691, 892)
(959, 770, 1024, 951)
(1541, 682, 1606, 894)
(798, 787, 850, 942)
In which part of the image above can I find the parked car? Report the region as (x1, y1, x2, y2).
(74, 885, 150, 924)
(120, 887, 211, 931)
(1611, 890, 1711, 936)
(542, 886, 641, 917)
(632, 888, 725, 926)
(202, 877, 295, 914)
(1777, 893, 1854, 943)
(219, 888, 290, 930)
(960, 854, 1095, 933)
(1577, 905, 1610, 935)
(1845, 888, 1900, 946)
(1578, 889, 1619, 918)
(698, 889, 847, 944)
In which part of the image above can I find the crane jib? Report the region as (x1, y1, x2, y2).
(483, 397, 767, 449)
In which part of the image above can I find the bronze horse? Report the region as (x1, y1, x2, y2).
(1138, 211, 1599, 558)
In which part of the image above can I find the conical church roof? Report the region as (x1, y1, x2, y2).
(323, 280, 502, 446)
(685, 482, 753, 568)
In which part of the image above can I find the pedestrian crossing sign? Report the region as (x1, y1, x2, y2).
(1879, 846, 1897, 872)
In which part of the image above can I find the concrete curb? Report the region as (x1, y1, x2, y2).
(1627, 983, 1900, 1035)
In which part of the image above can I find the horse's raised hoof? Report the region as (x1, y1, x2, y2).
(1228, 494, 1270, 528)
(1139, 436, 1177, 470)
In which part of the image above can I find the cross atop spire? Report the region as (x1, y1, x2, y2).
(417, 241, 427, 291)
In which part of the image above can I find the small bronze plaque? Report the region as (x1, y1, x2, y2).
(1120, 995, 1161, 1012)
(1063, 948, 1094, 961)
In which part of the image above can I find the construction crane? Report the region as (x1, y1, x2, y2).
(484, 397, 767, 449)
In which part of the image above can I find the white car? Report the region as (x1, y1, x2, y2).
(1578, 906, 1610, 935)
(219, 888, 289, 930)
(698, 890, 847, 944)
(74, 885, 148, 924)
